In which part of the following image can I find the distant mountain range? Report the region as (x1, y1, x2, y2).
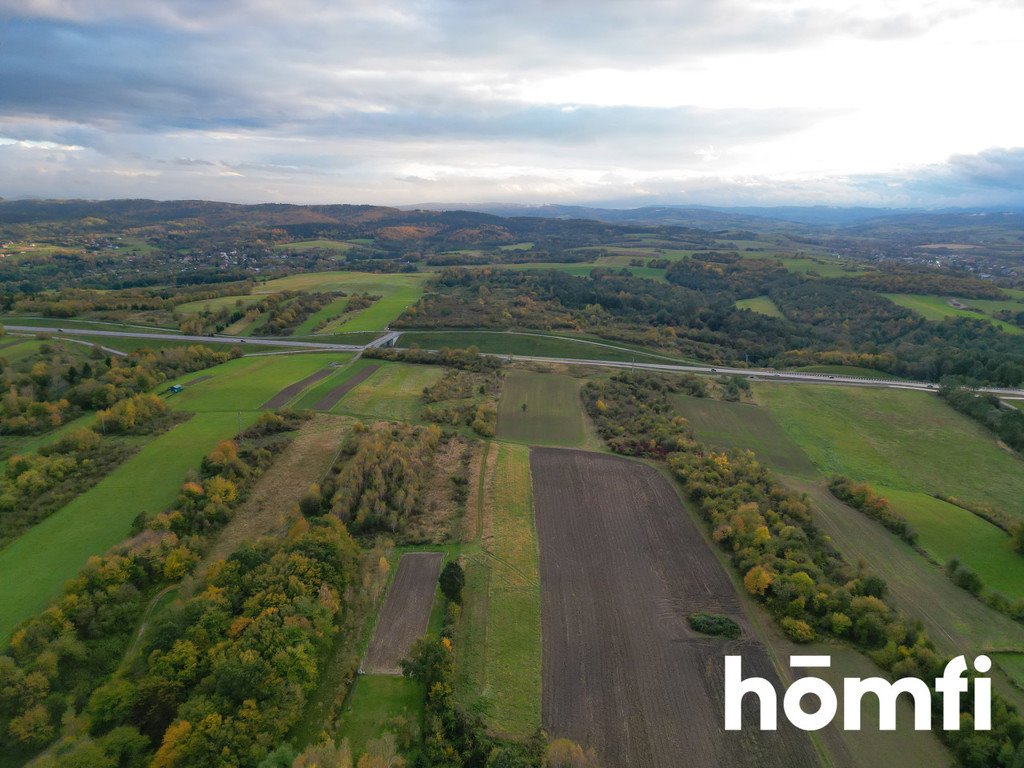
(401, 202, 1024, 231)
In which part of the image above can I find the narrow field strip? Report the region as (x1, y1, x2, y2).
(314, 364, 379, 410)
(362, 552, 444, 674)
(260, 367, 336, 409)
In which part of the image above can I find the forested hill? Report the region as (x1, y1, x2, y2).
(0, 198, 710, 248)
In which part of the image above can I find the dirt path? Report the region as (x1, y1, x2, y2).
(532, 448, 820, 768)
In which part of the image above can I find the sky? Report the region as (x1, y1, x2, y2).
(1, 0, 1023, 208)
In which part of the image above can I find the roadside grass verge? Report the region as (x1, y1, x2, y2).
(397, 329, 685, 363)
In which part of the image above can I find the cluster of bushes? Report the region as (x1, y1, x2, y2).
(687, 613, 741, 639)
(0, 428, 135, 548)
(364, 344, 504, 373)
(95, 393, 180, 434)
(260, 291, 344, 336)
(1, 341, 236, 435)
(302, 422, 442, 537)
(17, 283, 254, 319)
(307, 292, 380, 334)
(0, 411, 305, 764)
(401, 631, 596, 768)
(829, 476, 918, 545)
(582, 372, 1024, 767)
(421, 367, 503, 437)
(940, 381, 1024, 455)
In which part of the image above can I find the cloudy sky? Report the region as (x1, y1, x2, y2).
(1, 0, 1022, 207)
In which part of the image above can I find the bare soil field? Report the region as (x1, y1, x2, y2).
(531, 448, 820, 768)
(362, 552, 444, 674)
(313, 364, 379, 410)
(260, 367, 335, 409)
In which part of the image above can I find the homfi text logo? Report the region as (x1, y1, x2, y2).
(725, 654, 991, 731)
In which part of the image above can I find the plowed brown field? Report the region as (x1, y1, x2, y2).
(260, 367, 334, 409)
(362, 551, 443, 674)
(531, 448, 820, 768)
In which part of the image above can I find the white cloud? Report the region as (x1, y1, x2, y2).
(0, 0, 1022, 205)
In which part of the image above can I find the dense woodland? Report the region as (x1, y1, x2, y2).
(395, 263, 1024, 385)
(0, 412, 310, 766)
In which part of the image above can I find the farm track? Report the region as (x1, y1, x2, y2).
(531, 448, 820, 768)
(261, 367, 335, 409)
(362, 552, 443, 674)
(313, 364, 379, 410)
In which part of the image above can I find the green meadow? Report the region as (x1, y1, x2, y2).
(497, 370, 591, 448)
(257, 272, 427, 333)
(0, 412, 251, 643)
(883, 293, 1023, 334)
(879, 488, 1024, 596)
(735, 295, 784, 318)
(757, 384, 1024, 519)
(334, 362, 444, 422)
(168, 352, 353, 413)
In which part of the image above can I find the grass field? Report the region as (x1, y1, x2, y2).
(0, 411, 251, 643)
(879, 487, 1024, 596)
(273, 239, 355, 254)
(735, 295, 784, 318)
(757, 384, 1024, 519)
(457, 443, 541, 737)
(167, 352, 353, 413)
(173, 294, 261, 315)
(397, 329, 686, 363)
(337, 675, 422, 756)
(292, 295, 352, 336)
(673, 392, 1024, 657)
(883, 293, 1023, 334)
(497, 370, 590, 448)
(742, 252, 862, 277)
(335, 362, 444, 422)
(673, 395, 818, 479)
(255, 272, 427, 333)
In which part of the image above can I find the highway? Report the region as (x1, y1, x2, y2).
(8, 323, 1024, 398)
(3, 325, 363, 351)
